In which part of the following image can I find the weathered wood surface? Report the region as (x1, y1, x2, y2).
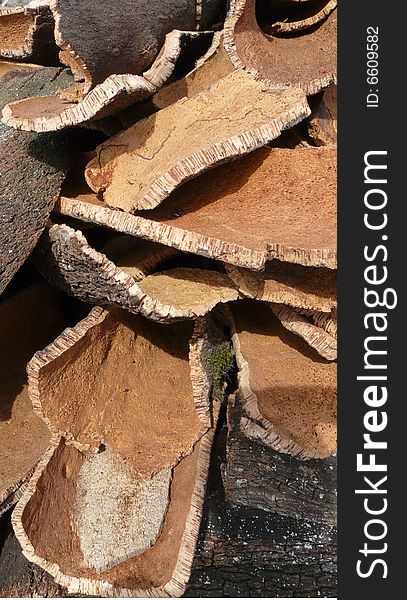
(0, 68, 73, 294)
(223, 396, 337, 526)
(0, 424, 337, 598)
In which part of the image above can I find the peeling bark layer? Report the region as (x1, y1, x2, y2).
(84, 70, 310, 212)
(12, 411, 220, 597)
(0, 67, 72, 294)
(57, 144, 336, 271)
(224, 0, 337, 95)
(34, 223, 239, 321)
(2, 31, 214, 132)
(228, 300, 337, 459)
(225, 261, 337, 312)
(51, 1, 225, 96)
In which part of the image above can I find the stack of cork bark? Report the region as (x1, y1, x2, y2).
(0, 1, 337, 597)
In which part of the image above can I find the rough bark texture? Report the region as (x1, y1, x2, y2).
(224, 0, 337, 95)
(85, 71, 310, 212)
(2, 31, 215, 132)
(0, 422, 337, 598)
(223, 396, 337, 526)
(56, 144, 336, 271)
(33, 223, 239, 322)
(52, 0, 225, 94)
(0, 68, 73, 294)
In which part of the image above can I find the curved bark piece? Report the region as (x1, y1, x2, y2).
(271, 302, 337, 361)
(57, 144, 336, 270)
(2, 30, 212, 132)
(0, 67, 73, 294)
(225, 261, 336, 313)
(0, 285, 71, 515)
(308, 83, 337, 145)
(50, 0, 224, 98)
(152, 32, 234, 110)
(27, 306, 225, 476)
(228, 299, 336, 459)
(270, 0, 337, 34)
(13, 406, 219, 597)
(224, 0, 337, 95)
(0, 1, 57, 64)
(34, 224, 239, 322)
(84, 71, 310, 212)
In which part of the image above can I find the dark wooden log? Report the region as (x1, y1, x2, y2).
(223, 395, 337, 526)
(0, 67, 73, 294)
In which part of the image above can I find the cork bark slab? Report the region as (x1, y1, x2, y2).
(27, 306, 224, 477)
(50, 1, 224, 96)
(271, 303, 337, 361)
(2, 30, 213, 132)
(56, 144, 336, 270)
(224, 0, 337, 95)
(228, 299, 337, 459)
(225, 261, 337, 313)
(34, 223, 239, 322)
(0, 1, 57, 64)
(13, 409, 219, 597)
(308, 83, 337, 146)
(0, 67, 73, 294)
(152, 32, 234, 111)
(270, 0, 337, 34)
(84, 70, 310, 212)
(0, 285, 70, 515)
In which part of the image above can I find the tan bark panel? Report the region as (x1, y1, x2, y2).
(271, 303, 337, 361)
(229, 299, 336, 459)
(225, 261, 336, 312)
(0, 285, 69, 514)
(152, 32, 235, 110)
(85, 70, 310, 211)
(35, 224, 237, 321)
(13, 410, 218, 596)
(224, 0, 337, 95)
(137, 267, 240, 319)
(2, 31, 208, 132)
(27, 307, 207, 478)
(56, 144, 336, 270)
